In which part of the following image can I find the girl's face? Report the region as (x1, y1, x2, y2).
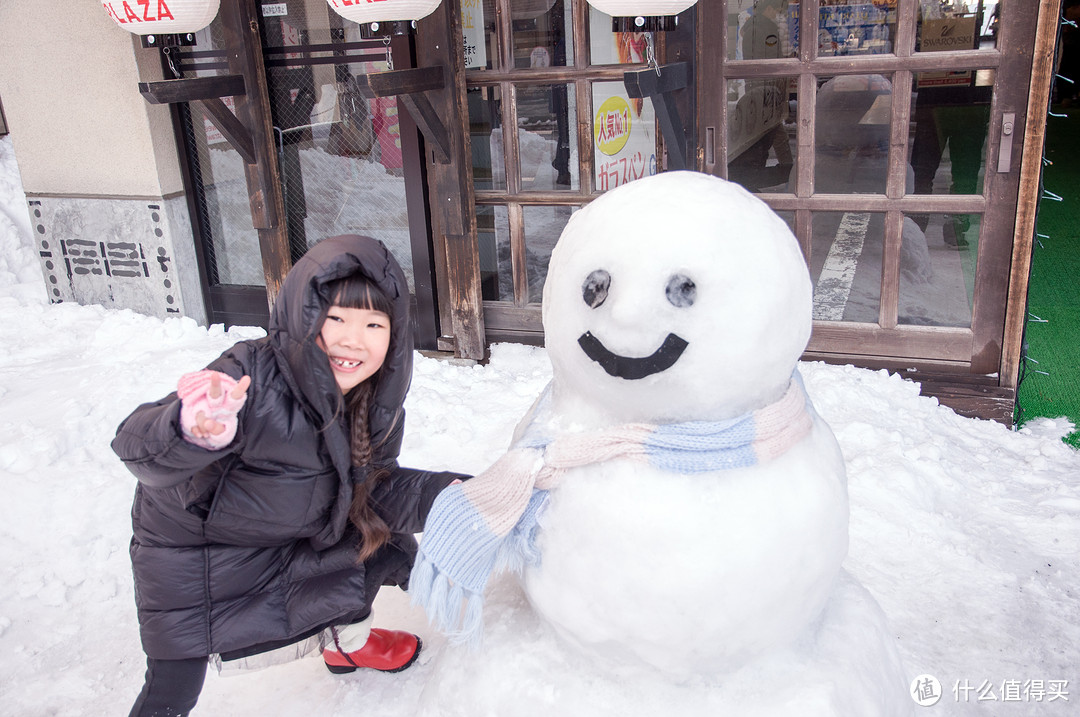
(316, 304, 391, 394)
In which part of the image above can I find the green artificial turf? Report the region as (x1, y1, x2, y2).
(1015, 107, 1080, 448)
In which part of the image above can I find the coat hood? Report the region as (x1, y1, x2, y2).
(269, 235, 413, 467)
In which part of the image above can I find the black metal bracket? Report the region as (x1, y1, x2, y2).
(357, 20, 417, 39)
(138, 75, 256, 164)
(141, 33, 197, 48)
(352, 66, 451, 163)
(611, 16, 679, 33)
(624, 62, 688, 171)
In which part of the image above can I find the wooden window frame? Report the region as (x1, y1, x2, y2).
(698, 0, 1038, 375)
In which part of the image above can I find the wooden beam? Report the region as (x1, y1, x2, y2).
(353, 66, 445, 96)
(397, 92, 451, 163)
(625, 63, 689, 170)
(414, 2, 485, 359)
(138, 75, 245, 104)
(624, 62, 688, 97)
(218, 0, 290, 306)
(1000, 0, 1061, 390)
(138, 75, 256, 165)
(196, 97, 256, 164)
(353, 67, 452, 163)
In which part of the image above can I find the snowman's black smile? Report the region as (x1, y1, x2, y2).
(578, 331, 689, 380)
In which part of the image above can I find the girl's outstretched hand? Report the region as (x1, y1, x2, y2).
(177, 370, 251, 450)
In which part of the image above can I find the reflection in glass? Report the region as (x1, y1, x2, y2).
(909, 73, 992, 196)
(726, 77, 796, 193)
(728, 0, 797, 61)
(468, 86, 506, 191)
(810, 211, 884, 322)
(191, 99, 264, 286)
(461, 0, 497, 70)
(916, 0, 995, 52)
(773, 209, 800, 254)
(775, 210, 796, 236)
(524, 206, 575, 303)
(589, 5, 654, 65)
(512, 0, 573, 68)
(817, 0, 896, 56)
(517, 84, 579, 191)
(815, 75, 892, 195)
(899, 212, 978, 327)
(592, 81, 659, 192)
(478, 205, 511, 301)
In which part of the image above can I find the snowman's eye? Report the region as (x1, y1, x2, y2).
(582, 270, 611, 309)
(666, 274, 696, 308)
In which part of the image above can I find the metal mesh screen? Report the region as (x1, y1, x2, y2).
(174, 12, 417, 293)
(263, 14, 416, 293)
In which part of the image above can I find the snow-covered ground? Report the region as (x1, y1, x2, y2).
(0, 134, 1077, 715)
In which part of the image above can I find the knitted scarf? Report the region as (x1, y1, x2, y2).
(409, 372, 813, 645)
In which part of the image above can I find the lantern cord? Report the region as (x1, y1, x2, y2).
(384, 36, 394, 72)
(645, 32, 660, 76)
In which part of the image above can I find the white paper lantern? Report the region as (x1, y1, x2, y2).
(326, 0, 443, 24)
(101, 0, 220, 35)
(586, 0, 696, 17)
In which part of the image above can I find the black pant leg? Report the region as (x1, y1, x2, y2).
(129, 656, 208, 717)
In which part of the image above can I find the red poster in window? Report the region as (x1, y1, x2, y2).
(371, 97, 403, 171)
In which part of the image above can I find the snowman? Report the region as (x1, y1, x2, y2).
(411, 171, 850, 677)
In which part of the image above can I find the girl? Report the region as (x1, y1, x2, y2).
(112, 235, 465, 716)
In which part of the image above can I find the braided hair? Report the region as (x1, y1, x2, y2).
(320, 272, 395, 562)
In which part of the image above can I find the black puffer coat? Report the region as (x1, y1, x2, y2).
(112, 235, 462, 660)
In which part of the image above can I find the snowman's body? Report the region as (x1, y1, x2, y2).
(520, 171, 850, 675)
(415, 172, 909, 715)
(524, 408, 847, 675)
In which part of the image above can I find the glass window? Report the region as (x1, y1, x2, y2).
(815, 74, 892, 195)
(512, 0, 574, 68)
(729, 0, 798, 61)
(592, 81, 659, 191)
(916, 0, 996, 53)
(909, 71, 993, 196)
(589, 5, 655, 65)
(899, 212, 978, 327)
(726, 77, 796, 193)
(478, 204, 512, 301)
(461, 0, 497, 70)
(524, 205, 575, 303)
(811, 211, 885, 323)
(269, 46, 416, 291)
(817, 0, 897, 57)
(189, 100, 264, 286)
(468, 86, 506, 191)
(517, 84, 579, 191)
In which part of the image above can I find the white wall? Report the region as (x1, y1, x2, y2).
(0, 1, 183, 197)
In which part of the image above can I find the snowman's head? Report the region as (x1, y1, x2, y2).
(542, 172, 812, 424)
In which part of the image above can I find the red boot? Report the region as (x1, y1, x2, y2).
(323, 628, 422, 674)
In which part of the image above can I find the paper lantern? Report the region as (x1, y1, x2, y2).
(101, 0, 220, 35)
(326, 0, 443, 24)
(586, 0, 697, 18)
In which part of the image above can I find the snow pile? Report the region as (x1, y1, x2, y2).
(0, 137, 44, 304)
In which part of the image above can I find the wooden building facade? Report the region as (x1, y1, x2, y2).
(57, 0, 1071, 422)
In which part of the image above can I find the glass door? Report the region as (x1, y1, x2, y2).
(463, 0, 670, 341)
(703, 0, 1037, 374)
(173, 0, 440, 344)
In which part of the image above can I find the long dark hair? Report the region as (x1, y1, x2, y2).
(321, 272, 395, 562)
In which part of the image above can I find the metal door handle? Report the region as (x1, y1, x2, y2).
(997, 112, 1015, 173)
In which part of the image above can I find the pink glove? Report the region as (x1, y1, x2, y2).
(177, 370, 249, 450)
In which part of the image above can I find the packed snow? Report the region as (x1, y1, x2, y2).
(1, 134, 1078, 715)
(521, 173, 852, 675)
